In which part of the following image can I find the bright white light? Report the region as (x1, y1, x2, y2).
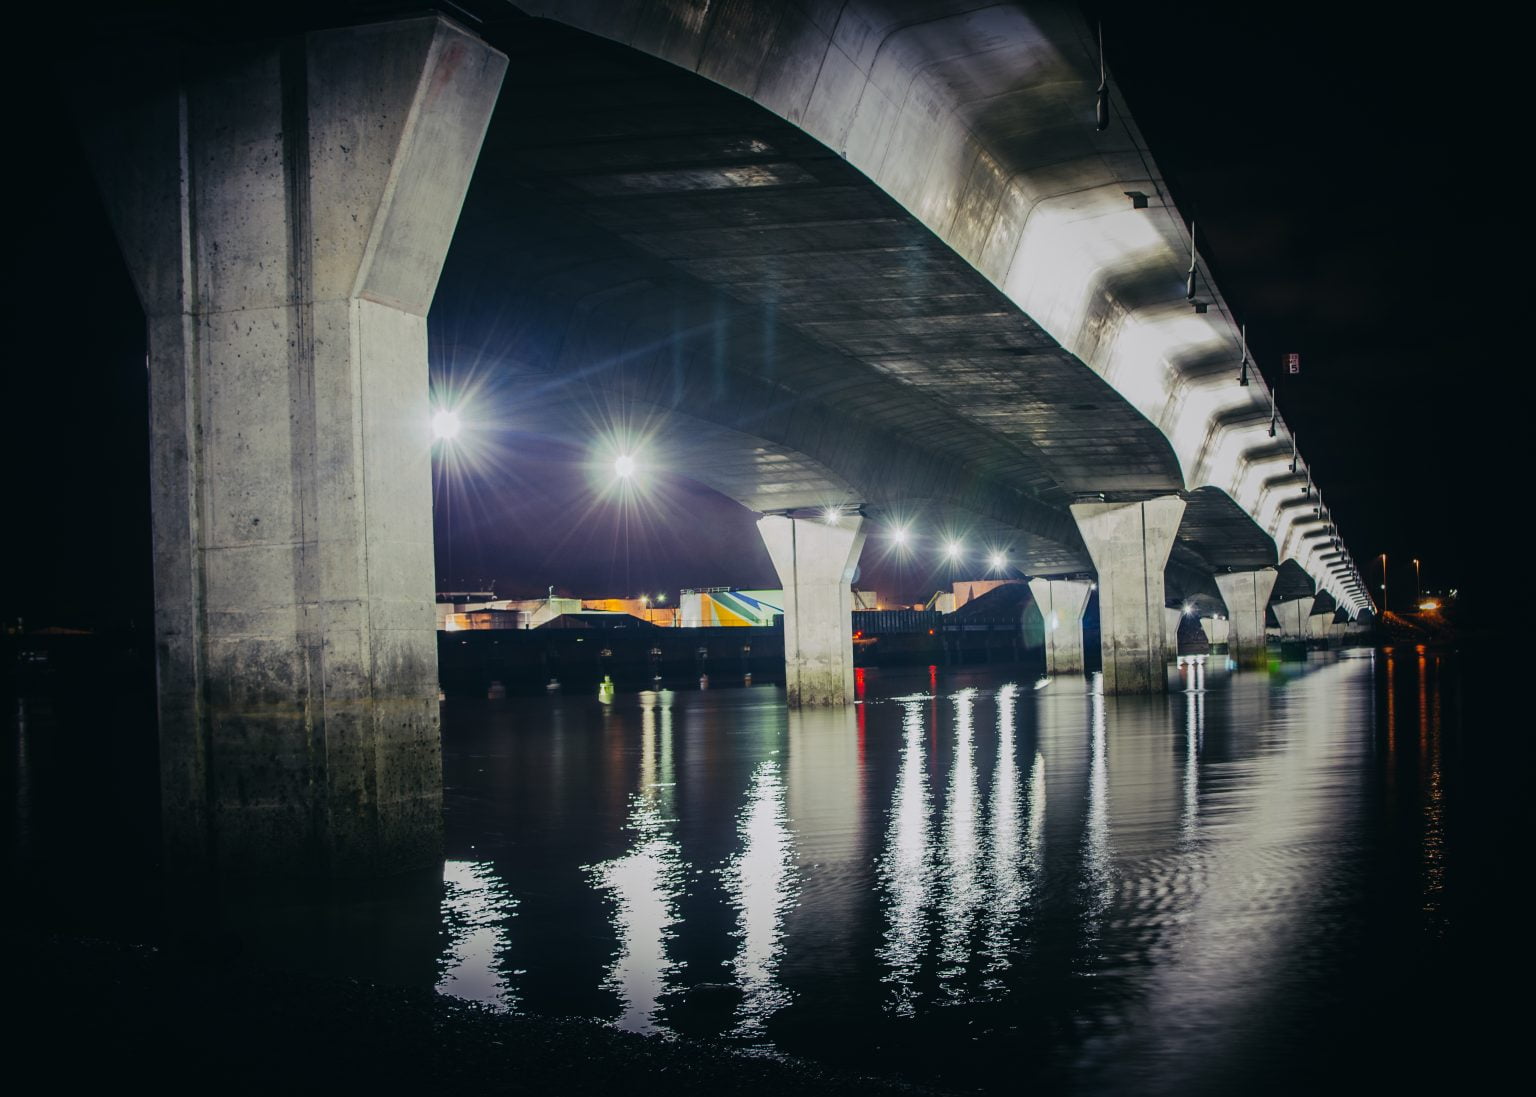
(989, 552, 1006, 570)
(821, 506, 840, 525)
(432, 409, 462, 441)
(615, 454, 636, 478)
(945, 541, 962, 561)
(1182, 603, 1194, 615)
(891, 526, 909, 546)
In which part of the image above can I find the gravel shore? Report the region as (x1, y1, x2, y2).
(12, 934, 948, 1095)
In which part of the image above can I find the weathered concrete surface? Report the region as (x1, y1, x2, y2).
(1200, 616, 1230, 648)
(1215, 567, 1279, 669)
(1163, 608, 1184, 650)
(1026, 578, 1093, 676)
(1071, 498, 1186, 693)
(1307, 613, 1335, 642)
(80, 17, 507, 874)
(1273, 597, 1314, 643)
(757, 515, 867, 706)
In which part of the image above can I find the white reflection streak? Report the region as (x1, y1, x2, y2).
(1181, 679, 1205, 840)
(1083, 678, 1112, 924)
(438, 860, 517, 1009)
(724, 760, 796, 1035)
(588, 700, 684, 1033)
(939, 689, 981, 991)
(878, 700, 934, 1015)
(982, 684, 1030, 979)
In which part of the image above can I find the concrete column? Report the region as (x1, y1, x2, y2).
(757, 515, 867, 706)
(1215, 567, 1278, 669)
(80, 18, 507, 874)
(1163, 608, 1183, 653)
(1070, 497, 1186, 694)
(1026, 578, 1093, 676)
(1306, 613, 1334, 643)
(1273, 598, 1313, 642)
(1200, 617, 1229, 648)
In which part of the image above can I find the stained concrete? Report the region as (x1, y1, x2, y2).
(1273, 597, 1315, 643)
(1026, 577, 1094, 676)
(1216, 567, 1279, 669)
(1071, 497, 1186, 693)
(757, 515, 867, 706)
(80, 16, 507, 874)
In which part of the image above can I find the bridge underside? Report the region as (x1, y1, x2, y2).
(436, 16, 1281, 583)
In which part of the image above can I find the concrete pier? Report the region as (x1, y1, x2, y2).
(757, 514, 866, 706)
(1272, 597, 1314, 643)
(81, 17, 507, 874)
(1070, 497, 1186, 693)
(1215, 567, 1278, 669)
(1026, 578, 1094, 676)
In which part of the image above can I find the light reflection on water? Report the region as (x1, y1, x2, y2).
(936, 688, 981, 994)
(7, 645, 1478, 1093)
(437, 859, 516, 1008)
(875, 696, 934, 1016)
(584, 696, 682, 1033)
(427, 656, 1399, 1076)
(722, 759, 796, 1036)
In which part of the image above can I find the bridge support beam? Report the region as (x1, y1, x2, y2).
(1026, 578, 1094, 676)
(80, 17, 507, 875)
(757, 514, 866, 706)
(1070, 497, 1185, 694)
(1164, 608, 1184, 653)
(1215, 567, 1278, 669)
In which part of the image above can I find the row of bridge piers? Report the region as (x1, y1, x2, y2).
(759, 502, 1350, 710)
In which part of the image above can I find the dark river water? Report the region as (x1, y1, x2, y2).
(6, 646, 1507, 1093)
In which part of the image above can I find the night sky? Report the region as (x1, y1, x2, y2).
(5, 3, 1510, 629)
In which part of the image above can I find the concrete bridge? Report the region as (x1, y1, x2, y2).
(76, 1, 1371, 874)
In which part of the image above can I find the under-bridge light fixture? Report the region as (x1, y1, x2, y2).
(614, 454, 636, 479)
(989, 551, 1007, 571)
(431, 408, 461, 442)
(821, 505, 841, 525)
(945, 540, 963, 562)
(1124, 190, 1149, 209)
(890, 525, 910, 547)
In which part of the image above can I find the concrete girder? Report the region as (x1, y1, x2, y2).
(517, 0, 1370, 614)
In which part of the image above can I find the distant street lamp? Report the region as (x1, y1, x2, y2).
(1379, 553, 1388, 613)
(1412, 558, 1421, 603)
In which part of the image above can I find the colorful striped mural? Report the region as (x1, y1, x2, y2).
(681, 589, 784, 627)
